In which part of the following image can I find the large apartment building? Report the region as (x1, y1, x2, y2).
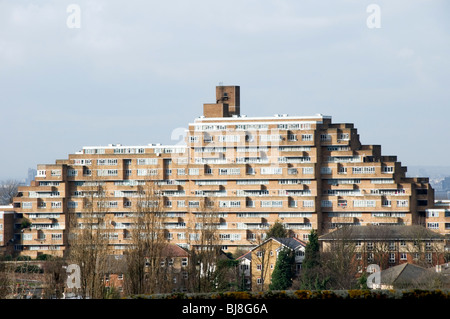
(9, 85, 448, 258)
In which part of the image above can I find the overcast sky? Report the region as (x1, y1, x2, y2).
(0, 0, 449, 181)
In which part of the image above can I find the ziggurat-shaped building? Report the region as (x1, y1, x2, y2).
(11, 85, 446, 258)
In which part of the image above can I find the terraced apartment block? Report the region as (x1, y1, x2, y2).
(9, 85, 447, 258)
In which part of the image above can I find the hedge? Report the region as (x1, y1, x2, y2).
(127, 289, 450, 300)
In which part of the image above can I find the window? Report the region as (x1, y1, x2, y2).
(189, 136, 200, 143)
(427, 210, 439, 218)
(97, 169, 118, 176)
(261, 167, 282, 175)
(382, 200, 391, 207)
(137, 158, 158, 165)
(218, 135, 240, 142)
(389, 241, 396, 251)
(97, 159, 118, 166)
(51, 202, 62, 208)
(301, 134, 313, 141)
(50, 170, 61, 177)
(353, 200, 376, 208)
(189, 168, 200, 175)
(352, 166, 375, 174)
(52, 233, 62, 240)
(188, 201, 200, 208)
(177, 200, 185, 208)
(427, 223, 439, 230)
(321, 200, 332, 207)
(219, 201, 241, 208)
(397, 200, 409, 208)
(400, 253, 407, 261)
(287, 134, 297, 141)
(22, 202, 33, 209)
(219, 168, 240, 175)
(68, 201, 78, 209)
(389, 253, 395, 264)
(67, 169, 78, 176)
(382, 166, 394, 173)
(303, 200, 314, 208)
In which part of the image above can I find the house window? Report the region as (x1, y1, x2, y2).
(400, 253, 407, 261)
(389, 241, 396, 251)
(389, 253, 395, 264)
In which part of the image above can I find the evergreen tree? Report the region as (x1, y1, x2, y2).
(269, 248, 295, 290)
(266, 221, 288, 238)
(300, 229, 328, 289)
(303, 229, 320, 269)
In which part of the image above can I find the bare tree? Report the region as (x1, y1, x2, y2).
(124, 180, 170, 295)
(404, 226, 446, 268)
(41, 258, 66, 299)
(66, 181, 110, 299)
(0, 261, 15, 298)
(0, 179, 20, 205)
(185, 198, 222, 293)
(320, 225, 359, 289)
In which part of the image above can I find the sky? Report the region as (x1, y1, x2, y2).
(0, 0, 449, 181)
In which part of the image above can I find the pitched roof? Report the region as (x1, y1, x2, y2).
(379, 263, 428, 286)
(319, 225, 445, 241)
(273, 237, 307, 250)
(236, 237, 306, 261)
(161, 244, 190, 257)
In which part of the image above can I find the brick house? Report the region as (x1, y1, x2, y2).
(319, 225, 447, 272)
(237, 237, 306, 291)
